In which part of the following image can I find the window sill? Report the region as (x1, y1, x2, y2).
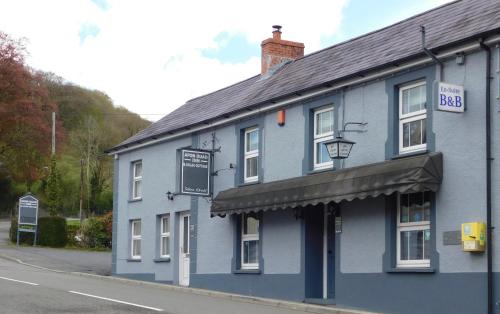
(308, 167, 335, 175)
(153, 257, 171, 263)
(391, 150, 429, 160)
(128, 198, 143, 203)
(127, 258, 141, 262)
(238, 181, 260, 187)
(233, 269, 261, 275)
(387, 267, 435, 273)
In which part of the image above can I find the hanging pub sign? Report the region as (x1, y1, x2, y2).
(180, 149, 211, 196)
(437, 82, 465, 113)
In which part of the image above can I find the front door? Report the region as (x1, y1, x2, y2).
(179, 213, 190, 286)
(305, 204, 334, 300)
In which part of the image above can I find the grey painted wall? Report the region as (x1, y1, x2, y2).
(115, 135, 192, 282)
(434, 52, 487, 273)
(340, 198, 385, 273)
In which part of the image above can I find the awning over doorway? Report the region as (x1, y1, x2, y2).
(211, 152, 443, 217)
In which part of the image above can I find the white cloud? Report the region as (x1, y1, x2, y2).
(0, 0, 349, 121)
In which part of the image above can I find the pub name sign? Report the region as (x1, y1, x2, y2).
(180, 149, 211, 196)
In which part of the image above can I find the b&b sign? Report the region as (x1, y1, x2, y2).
(437, 82, 465, 113)
(180, 149, 211, 196)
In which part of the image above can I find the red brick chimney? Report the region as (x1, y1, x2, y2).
(261, 25, 304, 75)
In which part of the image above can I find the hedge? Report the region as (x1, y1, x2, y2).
(37, 216, 67, 247)
(9, 218, 35, 245)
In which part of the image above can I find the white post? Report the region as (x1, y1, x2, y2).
(51, 112, 56, 156)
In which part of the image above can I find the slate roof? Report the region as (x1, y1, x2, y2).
(113, 0, 500, 151)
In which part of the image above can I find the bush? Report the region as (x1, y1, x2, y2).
(66, 224, 80, 247)
(81, 217, 109, 248)
(100, 211, 112, 244)
(37, 216, 67, 247)
(9, 218, 35, 245)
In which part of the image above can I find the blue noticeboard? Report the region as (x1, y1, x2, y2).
(17, 194, 39, 246)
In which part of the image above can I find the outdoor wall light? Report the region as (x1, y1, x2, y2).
(166, 191, 175, 201)
(323, 136, 355, 159)
(323, 122, 367, 160)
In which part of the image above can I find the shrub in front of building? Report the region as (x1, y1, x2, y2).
(66, 224, 80, 247)
(37, 216, 67, 247)
(81, 216, 111, 249)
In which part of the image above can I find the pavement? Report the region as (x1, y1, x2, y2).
(0, 219, 111, 275)
(0, 219, 378, 314)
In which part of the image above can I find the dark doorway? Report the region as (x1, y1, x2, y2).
(304, 203, 335, 300)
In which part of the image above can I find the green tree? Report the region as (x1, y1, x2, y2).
(46, 157, 62, 216)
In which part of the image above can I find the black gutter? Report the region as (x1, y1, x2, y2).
(479, 39, 493, 314)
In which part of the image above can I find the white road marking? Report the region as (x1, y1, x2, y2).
(68, 290, 163, 312)
(0, 276, 39, 286)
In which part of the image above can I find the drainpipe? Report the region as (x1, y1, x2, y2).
(421, 26, 443, 79)
(479, 39, 493, 314)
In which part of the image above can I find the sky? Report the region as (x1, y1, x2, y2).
(0, 0, 454, 121)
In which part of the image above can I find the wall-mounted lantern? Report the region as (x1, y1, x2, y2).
(323, 136, 355, 159)
(323, 122, 367, 160)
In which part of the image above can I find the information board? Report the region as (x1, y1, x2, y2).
(18, 194, 38, 225)
(180, 149, 211, 196)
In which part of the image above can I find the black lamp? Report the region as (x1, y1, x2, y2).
(323, 135, 355, 160)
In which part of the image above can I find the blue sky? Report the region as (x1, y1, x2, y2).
(203, 0, 451, 65)
(0, 0, 452, 119)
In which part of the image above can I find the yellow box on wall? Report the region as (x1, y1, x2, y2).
(461, 222, 486, 252)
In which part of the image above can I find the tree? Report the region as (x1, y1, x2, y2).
(46, 157, 62, 216)
(0, 31, 64, 191)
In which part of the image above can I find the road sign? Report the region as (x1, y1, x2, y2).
(180, 149, 211, 196)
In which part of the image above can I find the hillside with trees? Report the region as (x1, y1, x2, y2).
(0, 31, 150, 217)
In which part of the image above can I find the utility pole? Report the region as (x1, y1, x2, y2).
(51, 112, 56, 156)
(79, 159, 84, 226)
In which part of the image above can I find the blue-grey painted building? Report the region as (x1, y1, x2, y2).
(108, 1, 500, 313)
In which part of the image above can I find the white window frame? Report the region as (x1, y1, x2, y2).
(132, 161, 143, 200)
(313, 106, 334, 170)
(131, 220, 141, 260)
(160, 215, 170, 258)
(244, 127, 259, 183)
(241, 214, 259, 270)
(396, 192, 430, 268)
(399, 81, 427, 154)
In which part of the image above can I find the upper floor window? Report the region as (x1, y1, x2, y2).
(241, 213, 260, 270)
(313, 106, 334, 170)
(131, 219, 141, 259)
(397, 192, 431, 268)
(399, 82, 426, 154)
(244, 127, 259, 183)
(132, 161, 142, 199)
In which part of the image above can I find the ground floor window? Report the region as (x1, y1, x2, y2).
(131, 219, 141, 259)
(160, 215, 170, 258)
(241, 213, 260, 269)
(396, 192, 431, 267)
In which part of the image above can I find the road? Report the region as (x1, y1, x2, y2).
(0, 256, 326, 314)
(0, 219, 111, 275)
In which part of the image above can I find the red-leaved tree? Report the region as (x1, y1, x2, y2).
(0, 31, 64, 191)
